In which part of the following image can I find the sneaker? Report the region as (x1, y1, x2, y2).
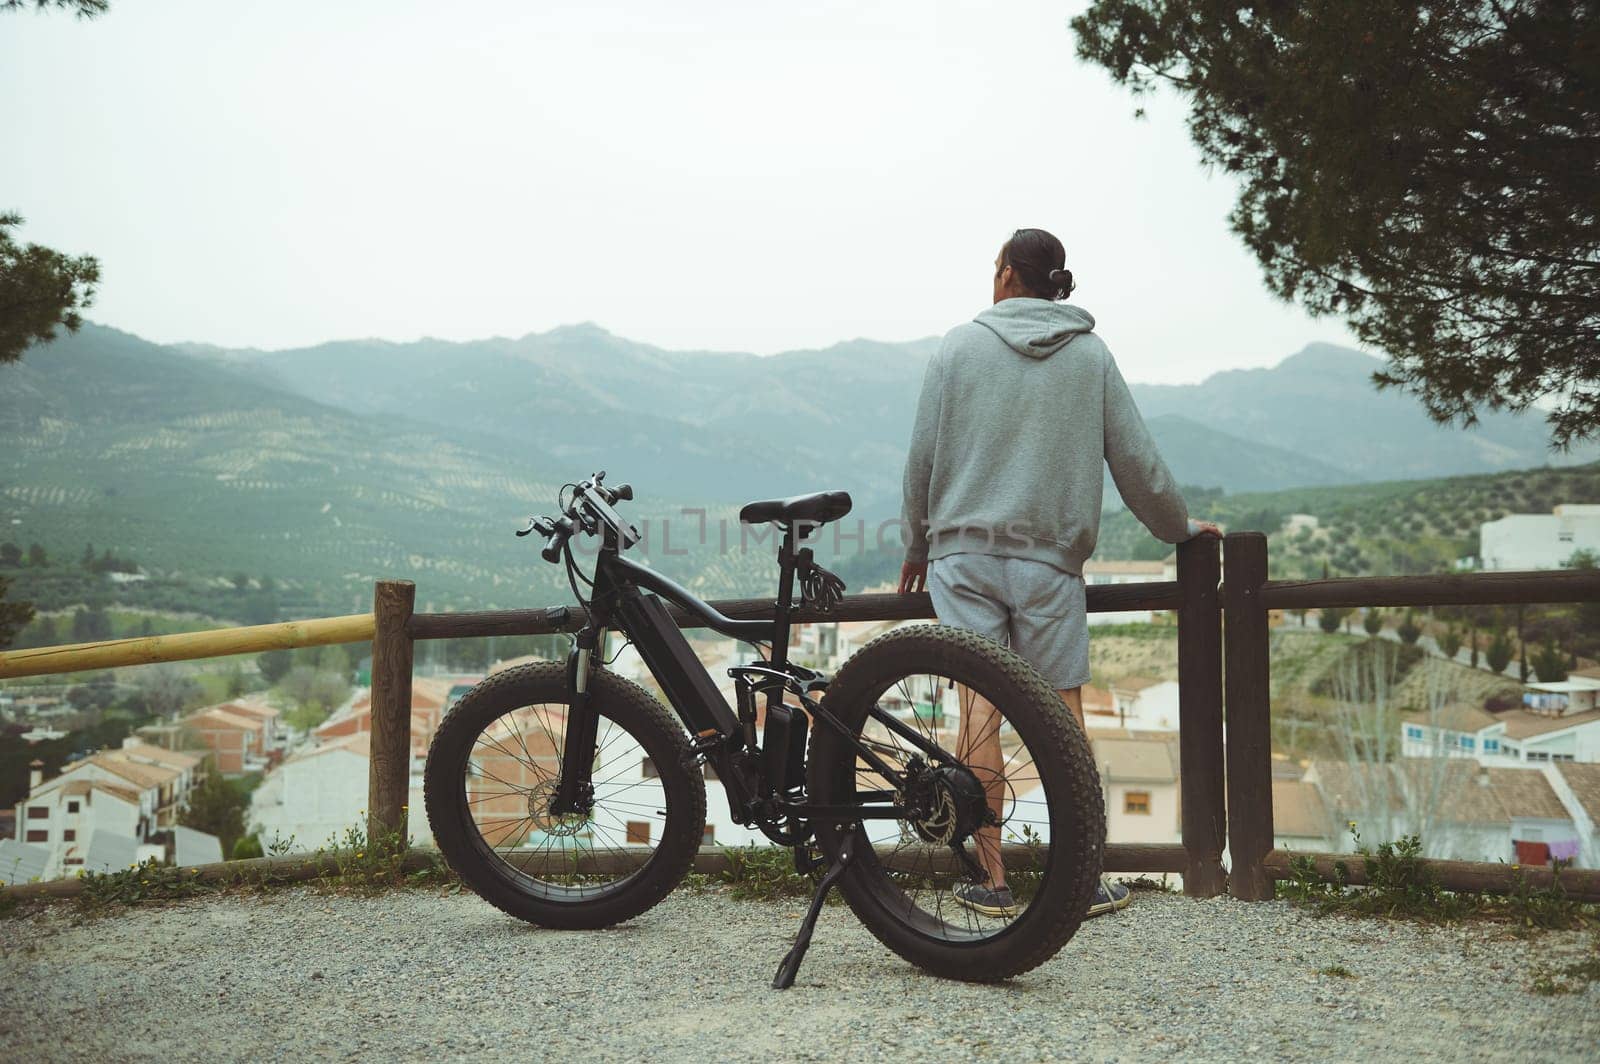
(952, 882, 1019, 918)
(1086, 876, 1132, 918)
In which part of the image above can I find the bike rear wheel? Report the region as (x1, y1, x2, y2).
(808, 624, 1105, 981)
(424, 662, 706, 930)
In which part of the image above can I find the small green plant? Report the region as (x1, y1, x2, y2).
(1318, 963, 1356, 979)
(308, 810, 454, 894)
(75, 858, 214, 914)
(715, 844, 818, 901)
(1281, 827, 1598, 931)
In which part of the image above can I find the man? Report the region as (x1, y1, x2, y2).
(899, 227, 1219, 918)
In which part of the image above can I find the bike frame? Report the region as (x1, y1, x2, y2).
(546, 508, 955, 836)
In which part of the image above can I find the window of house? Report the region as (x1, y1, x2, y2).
(66, 800, 80, 813)
(1460, 736, 1476, 750)
(702, 824, 716, 843)
(25, 829, 47, 843)
(1405, 726, 1424, 740)
(26, 806, 47, 819)
(1552, 753, 1575, 762)
(641, 758, 658, 779)
(625, 821, 651, 845)
(1124, 791, 1151, 815)
(63, 829, 75, 842)
(1528, 751, 1550, 762)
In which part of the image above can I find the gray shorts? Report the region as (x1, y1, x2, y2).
(927, 553, 1091, 690)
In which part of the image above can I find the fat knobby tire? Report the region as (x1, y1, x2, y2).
(809, 624, 1106, 982)
(424, 662, 706, 930)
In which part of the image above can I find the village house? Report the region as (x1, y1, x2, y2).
(1091, 734, 1180, 846)
(1108, 676, 1180, 732)
(1272, 778, 1334, 852)
(1401, 694, 1600, 765)
(183, 703, 269, 775)
(9, 740, 216, 881)
(1480, 503, 1600, 571)
(1080, 557, 1176, 626)
(1304, 759, 1583, 866)
(1550, 763, 1600, 868)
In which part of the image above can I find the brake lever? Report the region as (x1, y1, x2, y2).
(516, 516, 556, 539)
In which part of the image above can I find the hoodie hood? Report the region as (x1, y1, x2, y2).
(974, 299, 1096, 359)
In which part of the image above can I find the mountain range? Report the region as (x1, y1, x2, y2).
(1, 321, 1589, 606)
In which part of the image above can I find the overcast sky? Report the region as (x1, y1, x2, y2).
(2, 0, 1365, 383)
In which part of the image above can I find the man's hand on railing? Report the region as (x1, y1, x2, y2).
(899, 560, 927, 594)
(1188, 519, 1223, 539)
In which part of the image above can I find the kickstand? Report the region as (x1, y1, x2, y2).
(771, 836, 854, 990)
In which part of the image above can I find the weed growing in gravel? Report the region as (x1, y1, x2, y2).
(75, 859, 215, 914)
(714, 845, 821, 901)
(308, 813, 457, 895)
(1528, 935, 1600, 996)
(1280, 829, 1598, 931)
(1317, 964, 1356, 979)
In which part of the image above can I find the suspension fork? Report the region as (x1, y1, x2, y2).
(549, 625, 604, 817)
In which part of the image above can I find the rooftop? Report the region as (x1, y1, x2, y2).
(1554, 762, 1600, 823)
(1091, 736, 1177, 783)
(1272, 779, 1329, 838)
(1499, 706, 1600, 740)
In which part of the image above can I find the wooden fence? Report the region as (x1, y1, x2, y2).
(4, 533, 1600, 902)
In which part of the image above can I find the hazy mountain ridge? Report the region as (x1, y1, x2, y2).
(2, 322, 1589, 609)
(206, 328, 1586, 500)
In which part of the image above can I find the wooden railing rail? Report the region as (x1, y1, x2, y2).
(5, 536, 1600, 907)
(0, 614, 377, 681)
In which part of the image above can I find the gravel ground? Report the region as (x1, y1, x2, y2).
(2, 887, 1596, 1062)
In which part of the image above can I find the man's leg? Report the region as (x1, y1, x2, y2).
(1059, 686, 1084, 732)
(955, 684, 1007, 889)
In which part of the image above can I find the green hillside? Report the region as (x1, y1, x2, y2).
(0, 326, 774, 617)
(1097, 461, 1600, 578)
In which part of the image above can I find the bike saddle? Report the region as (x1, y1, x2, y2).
(739, 490, 853, 527)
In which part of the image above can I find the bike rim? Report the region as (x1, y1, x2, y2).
(456, 698, 677, 902)
(838, 666, 1064, 944)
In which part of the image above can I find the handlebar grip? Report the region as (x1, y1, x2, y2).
(612, 483, 633, 501)
(541, 515, 576, 563)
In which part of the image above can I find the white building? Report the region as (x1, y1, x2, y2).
(1479, 503, 1600, 570)
(1304, 759, 1583, 866)
(1401, 699, 1600, 765)
(1092, 735, 1180, 846)
(1081, 557, 1176, 625)
(11, 740, 215, 880)
(1108, 677, 1181, 732)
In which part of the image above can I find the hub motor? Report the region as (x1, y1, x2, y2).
(902, 761, 990, 845)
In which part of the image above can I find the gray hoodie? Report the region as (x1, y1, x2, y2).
(901, 298, 1190, 574)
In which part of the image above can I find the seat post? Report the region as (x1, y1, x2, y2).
(770, 523, 799, 669)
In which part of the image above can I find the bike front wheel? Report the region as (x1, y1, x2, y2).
(808, 624, 1105, 981)
(424, 662, 706, 930)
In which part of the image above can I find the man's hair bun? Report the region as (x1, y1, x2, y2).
(1048, 267, 1075, 298)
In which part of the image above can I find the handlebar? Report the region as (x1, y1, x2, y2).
(516, 471, 638, 564)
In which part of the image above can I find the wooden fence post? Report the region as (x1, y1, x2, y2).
(1176, 536, 1227, 898)
(369, 580, 415, 848)
(1223, 532, 1274, 900)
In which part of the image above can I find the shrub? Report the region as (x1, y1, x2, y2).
(1363, 608, 1383, 637)
(231, 834, 264, 860)
(1486, 631, 1515, 673)
(1397, 610, 1422, 645)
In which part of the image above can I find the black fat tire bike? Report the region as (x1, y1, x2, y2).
(424, 472, 1105, 987)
